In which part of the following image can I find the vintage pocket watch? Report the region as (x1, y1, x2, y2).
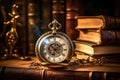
(35, 19, 74, 68)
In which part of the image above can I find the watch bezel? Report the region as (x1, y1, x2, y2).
(35, 31, 74, 64)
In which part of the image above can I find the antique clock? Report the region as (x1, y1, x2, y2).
(35, 19, 74, 68)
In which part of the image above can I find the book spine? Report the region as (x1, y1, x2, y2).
(52, 0, 66, 32)
(101, 30, 120, 45)
(28, 0, 41, 55)
(66, 0, 83, 40)
(41, 0, 52, 33)
(44, 70, 90, 80)
(77, 30, 120, 45)
(76, 15, 120, 30)
(0, 67, 120, 80)
(103, 16, 120, 30)
(44, 69, 120, 80)
(91, 72, 107, 80)
(1, 67, 45, 80)
(15, 0, 29, 56)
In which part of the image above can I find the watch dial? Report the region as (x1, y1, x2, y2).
(41, 37, 69, 63)
(35, 31, 74, 64)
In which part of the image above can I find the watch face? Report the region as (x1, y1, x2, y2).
(35, 32, 74, 64)
(40, 36, 69, 63)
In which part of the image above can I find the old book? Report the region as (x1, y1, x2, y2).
(66, 0, 83, 40)
(73, 40, 120, 55)
(0, 5, 7, 56)
(0, 66, 120, 80)
(1, 67, 44, 80)
(1, 66, 120, 80)
(76, 15, 120, 30)
(52, 0, 66, 32)
(77, 29, 120, 45)
(45, 69, 90, 80)
(15, 1, 29, 56)
(28, 1, 42, 55)
(41, 0, 51, 33)
(0, 58, 120, 80)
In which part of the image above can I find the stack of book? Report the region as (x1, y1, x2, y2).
(74, 15, 120, 61)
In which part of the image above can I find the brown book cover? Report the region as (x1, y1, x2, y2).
(28, 1, 41, 55)
(91, 72, 106, 80)
(0, 66, 120, 80)
(52, 0, 66, 32)
(44, 69, 90, 80)
(66, 0, 84, 40)
(15, 1, 29, 56)
(0, 58, 120, 80)
(73, 40, 120, 55)
(41, 0, 51, 33)
(1, 67, 44, 80)
(77, 29, 120, 45)
(76, 15, 120, 30)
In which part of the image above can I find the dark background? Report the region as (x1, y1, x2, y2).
(0, 0, 120, 56)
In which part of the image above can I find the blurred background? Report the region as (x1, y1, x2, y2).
(0, 0, 120, 58)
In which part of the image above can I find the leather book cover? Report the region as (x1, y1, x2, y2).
(0, 66, 120, 80)
(52, 0, 66, 32)
(44, 69, 90, 80)
(76, 15, 120, 30)
(77, 29, 120, 45)
(1, 67, 44, 80)
(66, 0, 83, 40)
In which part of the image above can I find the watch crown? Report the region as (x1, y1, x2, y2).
(48, 19, 61, 34)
